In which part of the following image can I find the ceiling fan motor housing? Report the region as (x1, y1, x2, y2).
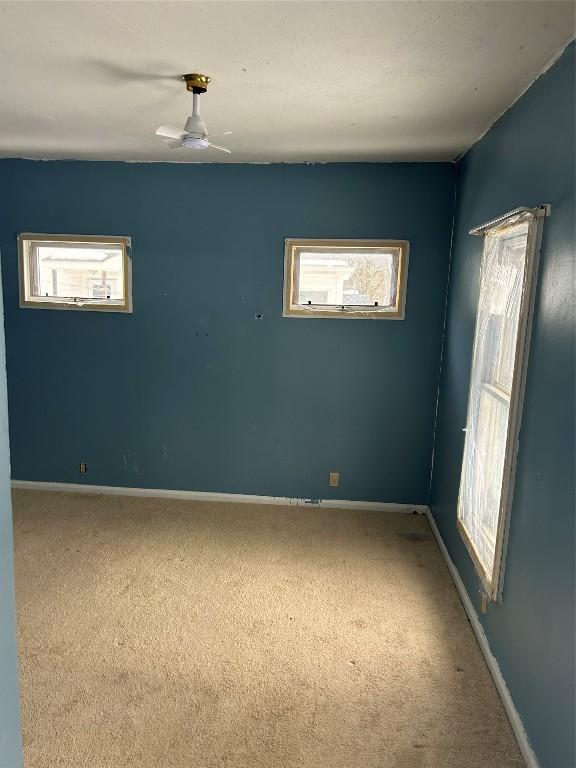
(184, 113, 207, 137)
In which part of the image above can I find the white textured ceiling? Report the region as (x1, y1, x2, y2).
(0, 1, 573, 163)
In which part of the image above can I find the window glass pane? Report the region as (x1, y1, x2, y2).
(492, 241, 525, 394)
(296, 249, 399, 307)
(33, 244, 124, 301)
(461, 385, 509, 577)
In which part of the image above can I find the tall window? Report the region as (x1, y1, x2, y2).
(283, 239, 409, 319)
(458, 207, 546, 599)
(18, 234, 132, 312)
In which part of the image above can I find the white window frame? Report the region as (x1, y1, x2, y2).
(283, 238, 409, 319)
(457, 205, 548, 601)
(18, 233, 133, 313)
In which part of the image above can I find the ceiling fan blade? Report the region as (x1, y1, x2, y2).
(207, 142, 232, 154)
(164, 138, 184, 150)
(210, 130, 233, 139)
(155, 124, 187, 140)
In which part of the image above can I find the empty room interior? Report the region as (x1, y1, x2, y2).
(0, 2, 574, 767)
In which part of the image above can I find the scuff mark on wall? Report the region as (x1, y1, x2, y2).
(122, 452, 140, 475)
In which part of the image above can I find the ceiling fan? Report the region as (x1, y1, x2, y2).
(155, 73, 231, 154)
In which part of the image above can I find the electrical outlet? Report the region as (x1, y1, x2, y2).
(329, 472, 340, 488)
(79, 462, 87, 474)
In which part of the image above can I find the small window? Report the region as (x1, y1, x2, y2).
(283, 239, 409, 319)
(18, 234, 132, 312)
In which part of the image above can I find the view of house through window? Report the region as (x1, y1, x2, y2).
(297, 250, 398, 308)
(19, 235, 132, 312)
(284, 240, 408, 319)
(35, 245, 124, 301)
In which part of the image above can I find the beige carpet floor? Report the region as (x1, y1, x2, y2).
(13, 489, 523, 768)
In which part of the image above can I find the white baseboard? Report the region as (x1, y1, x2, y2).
(10, 480, 427, 514)
(425, 509, 539, 768)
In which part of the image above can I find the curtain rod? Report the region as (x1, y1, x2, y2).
(469, 205, 550, 236)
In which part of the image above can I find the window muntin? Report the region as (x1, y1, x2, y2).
(18, 234, 132, 312)
(457, 212, 543, 600)
(283, 239, 409, 319)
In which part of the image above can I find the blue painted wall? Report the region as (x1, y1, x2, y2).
(0, 161, 455, 503)
(0, 258, 23, 766)
(430, 43, 575, 768)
